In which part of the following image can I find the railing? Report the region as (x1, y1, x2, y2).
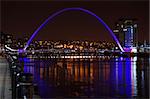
(5, 52, 33, 99)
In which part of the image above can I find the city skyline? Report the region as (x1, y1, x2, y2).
(1, 0, 149, 42)
(0, 1, 149, 98)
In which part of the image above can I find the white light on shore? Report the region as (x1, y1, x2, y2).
(131, 48, 137, 53)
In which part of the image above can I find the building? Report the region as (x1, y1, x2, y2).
(5, 34, 13, 47)
(0, 33, 13, 47)
(113, 19, 138, 48)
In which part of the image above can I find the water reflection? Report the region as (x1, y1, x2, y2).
(19, 57, 149, 98)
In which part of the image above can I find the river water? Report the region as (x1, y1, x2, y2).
(19, 56, 149, 98)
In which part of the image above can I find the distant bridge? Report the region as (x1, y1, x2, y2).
(23, 7, 125, 52)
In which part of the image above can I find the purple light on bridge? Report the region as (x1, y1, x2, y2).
(18, 49, 24, 53)
(23, 7, 125, 52)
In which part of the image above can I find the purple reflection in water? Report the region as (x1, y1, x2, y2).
(18, 57, 148, 98)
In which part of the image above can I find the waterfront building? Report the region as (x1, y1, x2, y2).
(113, 19, 138, 48)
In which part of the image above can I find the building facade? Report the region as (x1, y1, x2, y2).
(113, 19, 138, 48)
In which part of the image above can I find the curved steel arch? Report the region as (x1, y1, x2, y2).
(23, 7, 124, 52)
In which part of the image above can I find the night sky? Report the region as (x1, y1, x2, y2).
(1, 0, 149, 42)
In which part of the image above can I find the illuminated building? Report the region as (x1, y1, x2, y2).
(3, 33, 13, 47)
(113, 19, 138, 48)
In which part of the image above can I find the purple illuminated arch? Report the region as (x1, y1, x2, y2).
(23, 7, 125, 52)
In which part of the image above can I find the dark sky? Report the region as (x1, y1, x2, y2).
(1, 0, 149, 42)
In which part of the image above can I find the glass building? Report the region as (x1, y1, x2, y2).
(113, 19, 137, 48)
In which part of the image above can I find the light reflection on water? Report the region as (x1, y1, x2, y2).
(19, 57, 149, 98)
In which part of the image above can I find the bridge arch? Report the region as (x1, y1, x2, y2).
(23, 7, 124, 52)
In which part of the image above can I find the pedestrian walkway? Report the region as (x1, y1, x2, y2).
(0, 56, 11, 99)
